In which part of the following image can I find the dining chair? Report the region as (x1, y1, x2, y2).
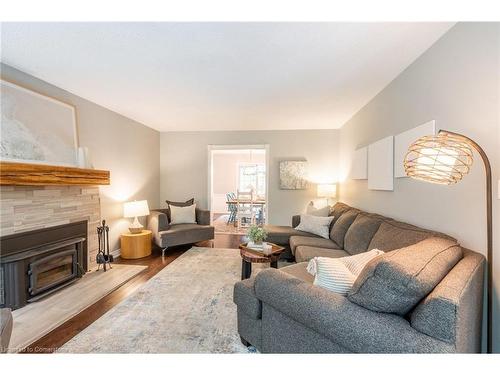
(226, 192, 237, 224)
(236, 190, 256, 228)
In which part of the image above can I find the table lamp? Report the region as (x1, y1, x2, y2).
(123, 200, 150, 234)
(317, 183, 337, 206)
(404, 129, 493, 353)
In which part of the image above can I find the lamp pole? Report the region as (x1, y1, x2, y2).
(439, 130, 493, 353)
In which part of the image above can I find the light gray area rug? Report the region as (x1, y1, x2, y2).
(59, 247, 269, 353)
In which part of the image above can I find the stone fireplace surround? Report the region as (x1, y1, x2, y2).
(0, 185, 101, 270)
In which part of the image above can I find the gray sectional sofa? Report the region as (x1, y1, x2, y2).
(233, 202, 485, 353)
(0, 308, 12, 353)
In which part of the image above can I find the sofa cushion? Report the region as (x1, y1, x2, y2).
(368, 220, 456, 252)
(330, 209, 360, 248)
(158, 224, 214, 248)
(264, 225, 318, 245)
(344, 214, 383, 255)
(254, 268, 453, 353)
(295, 246, 349, 263)
(289, 235, 340, 254)
(280, 262, 314, 284)
(1, 308, 13, 353)
(348, 237, 463, 315)
(233, 278, 262, 319)
(330, 202, 352, 227)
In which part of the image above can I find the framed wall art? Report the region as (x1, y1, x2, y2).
(0, 79, 79, 166)
(279, 160, 308, 190)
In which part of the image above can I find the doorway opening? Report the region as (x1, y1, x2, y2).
(208, 145, 269, 235)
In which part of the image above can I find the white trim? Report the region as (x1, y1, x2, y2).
(207, 144, 270, 224)
(111, 247, 121, 259)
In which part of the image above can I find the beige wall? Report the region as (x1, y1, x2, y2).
(1, 63, 160, 253)
(160, 130, 340, 225)
(339, 23, 500, 352)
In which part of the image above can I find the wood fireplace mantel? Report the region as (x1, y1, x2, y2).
(0, 161, 110, 186)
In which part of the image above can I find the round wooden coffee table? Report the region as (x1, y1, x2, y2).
(239, 242, 285, 280)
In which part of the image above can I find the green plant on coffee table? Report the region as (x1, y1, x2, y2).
(247, 225, 268, 244)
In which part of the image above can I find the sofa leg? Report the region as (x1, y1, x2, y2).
(161, 247, 167, 257)
(240, 336, 250, 347)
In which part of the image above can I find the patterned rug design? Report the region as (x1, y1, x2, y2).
(58, 247, 266, 353)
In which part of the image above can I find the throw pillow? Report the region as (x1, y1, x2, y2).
(307, 249, 384, 295)
(165, 198, 195, 221)
(169, 204, 197, 225)
(305, 202, 331, 217)
(295, 215, 334, 239)
(166, 198, 194, 208)
(347, 237, 462, 315)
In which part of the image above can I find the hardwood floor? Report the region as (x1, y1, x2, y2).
(22, 233, 245, 354)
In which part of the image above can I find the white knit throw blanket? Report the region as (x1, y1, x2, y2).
(307, 249, 384, 295)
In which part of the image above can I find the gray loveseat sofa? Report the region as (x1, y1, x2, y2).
(147, 207, 214, 256)
(233, 202, 485, 353)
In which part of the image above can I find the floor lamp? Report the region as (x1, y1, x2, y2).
(404, 129, 493, 353)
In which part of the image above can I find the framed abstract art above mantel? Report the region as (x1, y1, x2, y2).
(0, 79, 79, 167)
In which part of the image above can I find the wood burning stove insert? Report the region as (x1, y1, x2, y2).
(0, 221, 87, 310)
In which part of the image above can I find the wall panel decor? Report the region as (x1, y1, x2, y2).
(350, 147, 368, 179)
(368, 136, 394, 191)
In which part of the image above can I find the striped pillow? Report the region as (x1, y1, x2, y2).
(306, 249, 384, 295)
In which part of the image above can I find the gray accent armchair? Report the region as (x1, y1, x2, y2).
(147, 208, 214, 256)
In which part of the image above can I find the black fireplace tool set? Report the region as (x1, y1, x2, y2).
(96, 219, 113, 271)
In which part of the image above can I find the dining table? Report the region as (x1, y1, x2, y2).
(226, 198, 266, 206)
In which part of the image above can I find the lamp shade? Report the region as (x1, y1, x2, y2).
(123, 200, 150, 218)
(317, 183, 337, 198)
(404, 133, 473, 185)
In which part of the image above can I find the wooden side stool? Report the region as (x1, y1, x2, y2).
(120, 230, 152, 259)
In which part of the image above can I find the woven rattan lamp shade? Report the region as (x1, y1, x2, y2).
(404, 132, 474, 185)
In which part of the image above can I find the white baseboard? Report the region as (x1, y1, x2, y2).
(111, 248, 121, 259)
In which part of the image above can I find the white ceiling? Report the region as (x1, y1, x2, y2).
(1, 22, 454, 132)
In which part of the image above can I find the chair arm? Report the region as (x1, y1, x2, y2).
(196, 208, 211, 225)
(254, 269, 453, 353)
(148, 211, 169, 233)
(292, 215, 301, 228)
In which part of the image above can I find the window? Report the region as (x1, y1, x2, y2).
(238, 164, 265, 197)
